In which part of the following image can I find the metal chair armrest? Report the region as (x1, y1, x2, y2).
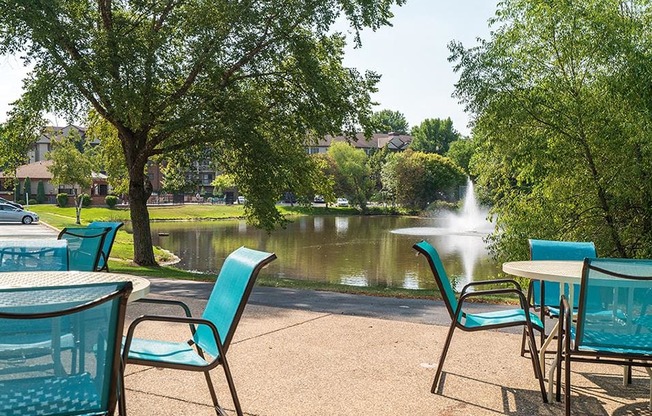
(134, 298, 193, 317)
(461, 279, 523, 295)
(458, 288, 531, 318)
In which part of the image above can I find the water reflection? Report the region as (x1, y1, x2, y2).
(147, 216, 500, 290)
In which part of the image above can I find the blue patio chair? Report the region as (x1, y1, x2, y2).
(87, 221, 124, 271)
(123, 246, 277, 416)
(58, 226, 111, 271)
(0, 281, 132, 416)
(521, 239, 596, 354)
(0, 240, 69, 271)
(555, 258, 652, 415)
(413, 240, 548, 403)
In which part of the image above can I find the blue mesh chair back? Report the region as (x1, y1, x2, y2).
(0, 282, 132, 416)
(575, 258, 652, 355)
(58, 227, 111, 271)
(529, 239, 596, 309)
(413, 240, 459, 320)
(87, 222, 124, 271)
(194, 247, 277, 358)
(0, 240, 68, 271)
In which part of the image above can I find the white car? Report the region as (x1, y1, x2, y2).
(0, 203, 39, 224)
(237, 196, 246, 204)
(336, 198, 349, 207)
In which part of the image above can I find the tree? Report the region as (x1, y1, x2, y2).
(0, 0, 405, 265)
(47, 134, 93, 224)
(409, 117, 460, 154)
(370, 109, 409, 134)
(450, 0, 652, 262)
(381, 150, 466, 210)
(211, 174, 237, 197)
(445, 138, 476, 176)
(36, 180, 45, 203)
(0, 100, 45, 191)
(327, 142, 373, 211)
(23, 177, 31, 201)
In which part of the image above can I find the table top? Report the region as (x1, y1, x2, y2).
(0, 271, 150, 302)
(502, 260, 584, 283)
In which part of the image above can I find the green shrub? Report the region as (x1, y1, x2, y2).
(56, 193, 69, 207)
(17, 200, 25, 205)
(80, 193, 91, 207)
(28, 199, 38, 205)
(36, 181, 45, 204)
(105, 195, 118, 209)
(23, 177, 31, 201)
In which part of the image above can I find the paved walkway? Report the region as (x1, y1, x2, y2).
(0, 223, 650, 415)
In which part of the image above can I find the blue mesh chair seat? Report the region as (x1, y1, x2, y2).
(123, 247, 277, 416)
(555, 258, 652, 415)
(87, 221, 124, 271)
(413, 240, 548, 403)
(58, 227, 111, 271)
(0, 240, 68, 272)
(0, 282, 132, 416)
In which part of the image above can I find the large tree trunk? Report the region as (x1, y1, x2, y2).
(128, 165, 156, 266)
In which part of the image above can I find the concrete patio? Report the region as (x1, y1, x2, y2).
(123, 279, 652, 416)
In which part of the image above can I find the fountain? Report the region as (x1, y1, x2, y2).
(391, 178, 494, 288)
(391, 178, 492, 237)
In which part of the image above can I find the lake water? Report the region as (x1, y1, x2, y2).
(147, 216, 500, 291)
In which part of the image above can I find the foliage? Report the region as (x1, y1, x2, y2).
(56, 193, 69, 207)
(309, 154, 337, 205)
(105, 195, 118, 209)
(36, 180, 45, 203)
(0, 100, 45, 177)
(210, 174, 236, 197)
(327, 142, 373, 211)
(85, 110, 128, 196)
(381, 150, 466, 210)
(22, 176, 31, 200)
(80, 193, 91, 207)
(370, 109, 409, 134)
(450, 0, 652, 262)
(445, 138, 476, 176)
(47, 132, 93, 223)
(409, 117, 460, 155)
(0, 0, 406, 265)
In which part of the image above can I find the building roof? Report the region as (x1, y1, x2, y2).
(0, 160, 54, 180)
(316, 133, 412, 150)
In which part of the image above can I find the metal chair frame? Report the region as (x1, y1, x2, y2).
(413, 240, 548, 403)
(123, 247, 277, 416)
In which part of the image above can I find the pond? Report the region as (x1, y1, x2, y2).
(147, 215, 500, 291)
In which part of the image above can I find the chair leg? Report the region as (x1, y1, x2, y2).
(520, 326, 528, 357)
(525, 324, 548, 403)
(220, 357, 244, 416)
(432, 321, 456, 394)
(564, 352, 571, 416)
(203, 370, 226, 416)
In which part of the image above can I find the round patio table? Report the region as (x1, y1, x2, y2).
(0, 271, 150, 302)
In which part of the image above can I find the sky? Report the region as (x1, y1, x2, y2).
(0, 0, 498, 136)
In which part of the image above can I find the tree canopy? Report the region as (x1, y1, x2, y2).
(381, 149, 466, 211)
(370, 109, 409, 134)
(409, 117, 460, 155)
(451, 0, 652, 261)
(0, 0, 405, 264)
